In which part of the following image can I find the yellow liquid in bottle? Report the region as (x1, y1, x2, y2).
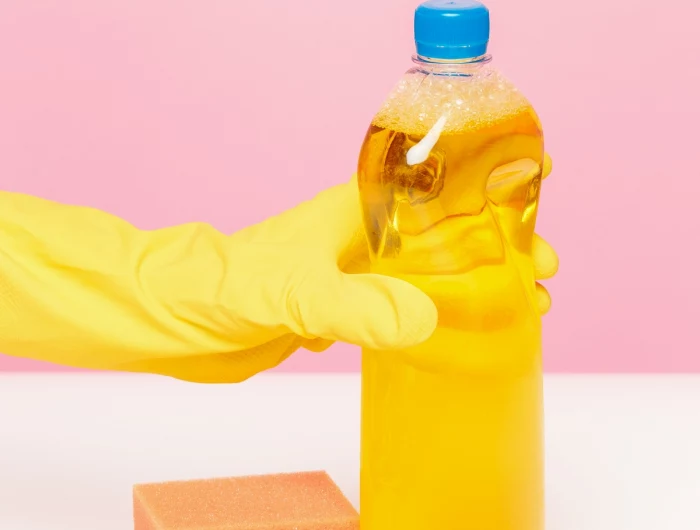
(358, 68, 545, 530)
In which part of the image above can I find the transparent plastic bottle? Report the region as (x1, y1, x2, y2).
(357, 1, 545, 529)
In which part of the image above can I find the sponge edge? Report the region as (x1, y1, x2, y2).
(133, 471, 358, 530)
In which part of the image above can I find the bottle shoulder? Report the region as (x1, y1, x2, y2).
(372, 65, 538, 136)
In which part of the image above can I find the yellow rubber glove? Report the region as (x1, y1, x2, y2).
(0, 157, 557, 384)
(0, 184, 437, 383)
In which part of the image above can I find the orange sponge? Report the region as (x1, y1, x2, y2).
(133, 471, 358, 530)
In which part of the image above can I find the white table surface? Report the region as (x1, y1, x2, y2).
(1, 373, 699, 530)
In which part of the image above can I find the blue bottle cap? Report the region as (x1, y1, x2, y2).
(414, 0, 490, 60)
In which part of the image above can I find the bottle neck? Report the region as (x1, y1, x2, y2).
(411, 53, 492, 76)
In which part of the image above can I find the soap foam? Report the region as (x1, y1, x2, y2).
(372, 67, 531, 135)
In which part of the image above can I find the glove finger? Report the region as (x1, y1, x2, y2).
(119, 335, 302, 384)
(533, 233, 559, 280)
(536, 282, 552, 315)
(302, 337, 335, 353)
(289, 270, 438, 351)
(542, 153, 552, 180)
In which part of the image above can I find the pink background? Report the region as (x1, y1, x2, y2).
(0, 0, 698, 373)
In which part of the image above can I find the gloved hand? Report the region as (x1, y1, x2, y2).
(0, 183, 437, 383)
(0, 158, 557, 384)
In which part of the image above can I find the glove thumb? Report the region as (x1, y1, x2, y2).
(288, 270, 438, 351)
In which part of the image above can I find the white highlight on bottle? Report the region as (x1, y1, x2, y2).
(406, 115, 447, 166)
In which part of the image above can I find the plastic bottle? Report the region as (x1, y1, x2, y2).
(357, 1, 545, 529)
